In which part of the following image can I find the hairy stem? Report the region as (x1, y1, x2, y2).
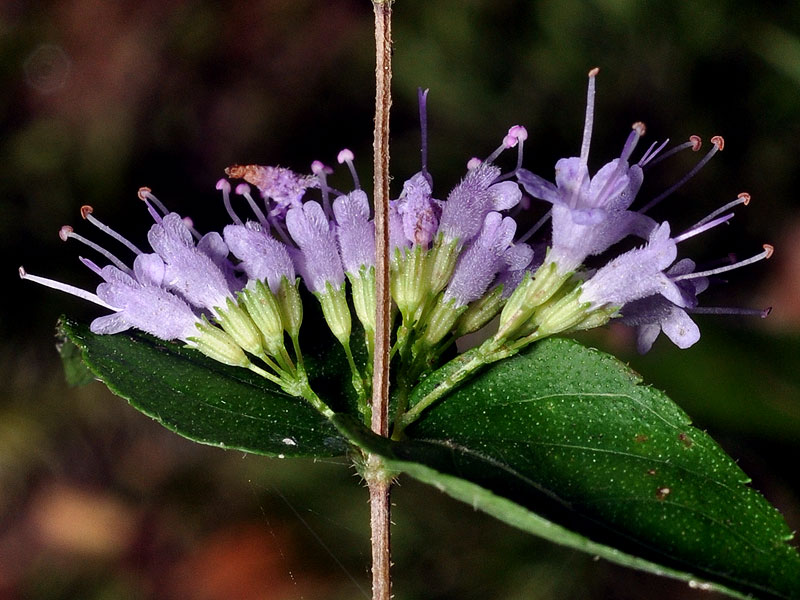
(370, 2, 393, 600)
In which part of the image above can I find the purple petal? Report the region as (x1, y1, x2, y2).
(286, 201, 345, 292)
(333, 190, 376, 273)
(223, 222, 295, 293)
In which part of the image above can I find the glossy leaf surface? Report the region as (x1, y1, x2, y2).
(386, 337, 800, 599)
(58, 317, 348, 458)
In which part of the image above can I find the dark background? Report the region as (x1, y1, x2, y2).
(2, 1, 800, 598)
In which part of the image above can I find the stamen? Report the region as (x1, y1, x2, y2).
(80, 205, 143, 255)
(78, 256, 103, 277)
(517, 209, 552, 244)
(673, 213, 734, 243)
(638, 139, 669, 167)
(689, 193, 751, 229)
(312, 160, 333, 217)
(216, 179, 243, 226)
(337, 148, 360, 190)
(639, 135, 723, 213)
(138, 187, 164, 223)
(418, 87, 431, 184)
(673, 244, 773, 281)
(643, 136, 701, 168)
(182, 216, 202, 241)
(270, 218, 293, 246)
(235, 183, 269, 227)
(138, 187, 169, 216)
(507, 125, 528, 172)
(580, 68, 599, 171)
(59, 225, 132, 274)
(619, 122, 645, 163)
(690, 305, 772, 318)
(19, 266, 117, 310)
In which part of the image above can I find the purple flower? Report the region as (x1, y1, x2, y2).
(285, 200, 345, 293)
(579, 222, 684, 309)
(333, 190, 375, 273)
(619, 258, 707, 353)
(444, 212, 520, 308)
(91, 256, 202, 341)
(439, 163, 521, 245)
(395, 172, 441, 248)
(223, 221, 295, 293)
(147, 213, 234, 312)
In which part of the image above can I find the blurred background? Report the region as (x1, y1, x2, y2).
(2, 0, 800, 598)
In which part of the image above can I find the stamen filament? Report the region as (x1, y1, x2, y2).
(644, 135, 702, 169)
(337, 149, 361, 190)
(19, 266, 118, 310)
(673, 244, 773, 281)
(138, 187, 169, 216)
(216, 179, 243, 226)
(691, 193, 750, 229)
(81, 205, 143, 254)
(517, 209, 552, 244)
(674, 213, 734, 243)
(639, 136, 723, 213)
(580, 68, 599, 171)
(311, 161, 333, 218)
(690, 306, 772, 317)
(235, 183, 269, 226)
(418, 87, 431, 184)
(60, 226, 132, 274)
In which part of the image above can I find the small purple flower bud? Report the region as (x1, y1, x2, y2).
(332, 190, 375, 273)
(396, 172, 441, 247)
(285, 200, 345, 293)
(223, 221, 295, 294)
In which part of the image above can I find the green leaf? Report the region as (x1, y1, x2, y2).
(58, 317, 348, 458)
(381, 338, 800, 599)
(58, 333, 96, 386)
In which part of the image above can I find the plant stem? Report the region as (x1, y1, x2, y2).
(370, 2, 393, 600)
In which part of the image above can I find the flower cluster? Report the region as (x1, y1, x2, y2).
(21, 70, 771, 426)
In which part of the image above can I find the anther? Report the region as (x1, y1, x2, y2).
(337, 148, 361, 190)
(467, 157, 482, 170)
(632, 121, 646, 137)
(710, 135, 725, 151)
(690, 135, 702, 151)
(738, 192, 751, 205)
(59, 225, 73, 242)
(763, 243, 774, 259)
(79, 204, 143, 254)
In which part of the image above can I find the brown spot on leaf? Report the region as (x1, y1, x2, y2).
(634, 434, 648, 443)
(656, 487, 671, 501)
(679, 432, 693, 448)
(646, 469, 657, 476)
